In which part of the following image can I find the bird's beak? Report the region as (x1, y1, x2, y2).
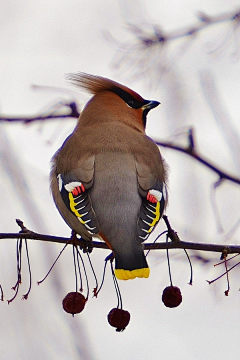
(142, 100, 160, 111)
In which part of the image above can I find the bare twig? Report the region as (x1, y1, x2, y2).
(0, 102, 80, 123)
(126, 9, 240, 47)
(163, 215, 180, 242)
(154, 139, 240, 186)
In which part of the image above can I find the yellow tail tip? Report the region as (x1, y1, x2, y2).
(115, 268, 150, 280)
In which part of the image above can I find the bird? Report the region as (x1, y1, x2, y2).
(50, 73, 167, 280)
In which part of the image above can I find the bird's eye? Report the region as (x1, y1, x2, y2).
(127, 100, 135, 108)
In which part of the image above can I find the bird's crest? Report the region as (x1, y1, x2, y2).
(67, 72, 144, 102)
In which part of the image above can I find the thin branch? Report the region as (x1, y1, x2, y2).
(154, 139, 240, 185)
(126, 9, 240, 47)
(0, 102, 80, 123)
(1, 231, 240, 254)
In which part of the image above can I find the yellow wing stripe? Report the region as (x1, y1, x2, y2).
(69, 193, 87, 225)
(115, 268, 150, 280)
(147, 201, 160, 231)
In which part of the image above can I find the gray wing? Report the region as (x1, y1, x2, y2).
(136, 159, 167, 242)
(51, 155, 100, 239)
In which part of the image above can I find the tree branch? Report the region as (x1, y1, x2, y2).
(0, 231, 239, 255)
(154, 139, 240, 185)
(0, 101, 80, 123)
(125, 9, 240, 47)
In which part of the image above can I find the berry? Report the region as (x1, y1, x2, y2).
(107, 308, 130, 332)
(62, 292, 86, 315)
(162, 286, 182, 308)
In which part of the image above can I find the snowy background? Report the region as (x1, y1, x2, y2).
(1, 0, 240, 359)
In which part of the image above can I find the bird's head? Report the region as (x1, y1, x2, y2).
(68, 73, 160, 132)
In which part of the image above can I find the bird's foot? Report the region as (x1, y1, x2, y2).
(79, 238, 93, 253)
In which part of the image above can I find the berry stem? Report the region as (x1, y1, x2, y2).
(145, 230, 168, 257)
(86, 253, 98, 294)
(72, 245, 78, 292)
(76, 248, 83, 292)
(94, 260, 108, 297)
(0, 285, 4, 301)
(166, 235, 173, 287)
(37, 242, 68, 285)
(22, 239, 32, 299)
(183, 248, 193, 285)
(214, 253, 240, 267)
(8, 238, 22, 303)
(207, 260, 240, 284)
(110, 261, 122, 309)
(224, 255, 230, 296)
(75, 246, 89, 300)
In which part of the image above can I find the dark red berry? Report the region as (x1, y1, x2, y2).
(62, 292, 86, 315)
(162, 286, 182, 308)
(107, 308, 130, 332)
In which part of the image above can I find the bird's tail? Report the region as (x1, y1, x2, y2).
(114, 249, 149, 280)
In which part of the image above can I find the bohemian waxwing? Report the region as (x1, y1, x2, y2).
(50, 73, 167, 280)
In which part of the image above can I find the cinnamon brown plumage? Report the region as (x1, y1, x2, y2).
(51, 73, 167, 280)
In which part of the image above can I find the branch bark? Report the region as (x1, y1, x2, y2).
(0, 101, 80, 123)
(154, 139, 240, 185)
(0, 231, 239, 255)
